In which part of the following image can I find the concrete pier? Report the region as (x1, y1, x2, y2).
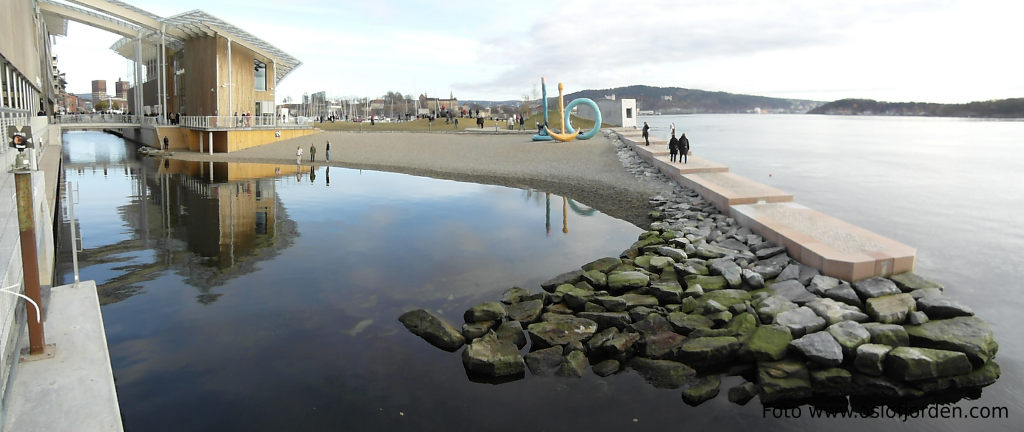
(612, 128, 916, 282)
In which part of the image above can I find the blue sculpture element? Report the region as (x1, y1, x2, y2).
(532, 77, 553, 141)
(562, 98, 602, 140)
(532, 77, 601, 142)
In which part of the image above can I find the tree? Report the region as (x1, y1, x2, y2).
(111, 101, 121, 111)
(94, 100, 109, 111)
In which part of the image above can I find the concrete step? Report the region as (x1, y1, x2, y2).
(681, 171, 794, 212)
(731, 202, 916, 282)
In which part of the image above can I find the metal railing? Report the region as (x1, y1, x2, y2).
(54, 114, 145, 125)
(179, 115, 313, 130)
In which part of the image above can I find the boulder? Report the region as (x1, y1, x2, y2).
(776, 306, 827, 337)
(627, 358, 697, 389)
(524, 346, 563, 376)
(752, 264, 784, 280)
(854, 344, 892, 376)
(807, 275, 840, 296)
(586, 327, 619, 353)
(398, 309, 466, 351)
(666, 312, 713, 335)
(557, 350, 589, 378)
(822, 282, 863, 308)
(906, 311, 929, 325)
(758, 359, 813, 403)
(680, 375, 722, 406)
(607, 271, 650, 292)
(706, 311, 733, 327)
(790, 331, 844, 367)
(649, 280, 684, 304)
(592, 359, 621, 377)
(628, 306, 660, 323)
(728, 312, 758, 342)
(541, 269, 585, 292)
(755, 296, 798, 324)
(501, 286, 531, 304)
(917, 296, 974, 319)
(910, 287, 943, 301)
(885, 346, 972, 381)
(631, 314, 673, 336)
(604, 331, 642, 356)
(769, 280, 818, 304)
(464, 301, 507, 323)
(743, 325, 793, 362)
(581, 270, 608, 289)
(644, 331, 687, 359)
(582, 256, 623, 273)
(728, 381, 759, 405)
(592, 295, 628, 312)
(526, 317, 599, 348)
(852, 277, 902, 300)
(559, 286, 596, 311)
(577, 312, 632, 330)
(742, 269, 765, 289)
(462, 321, 496, 341)
(952, 360, 1001, 389)
(495, 320, 527, 349)
(776, 263, 801, 282)
(461, 332, 525, 377)
(904, 316, 999, 365)
(648, 256, 677, 272)
(699, 289, 751, 310)
(506, 299, 544, 324)
(709, 258, 743, 288)
(755, 246, 786, 260)
(806, 298, 869, 325)
(677, 336, 741, 366)
(807, 368, 851, 396)
(621, 293, 660, 309)
(797, 265, 820, 286)
(862, 323, 910, 347)
(684, 275, 728, 291)
(656, 246, 688, 262)
(865, 294, 916, 324)
(889, 272, 944, 292)
(827, 320, 871, 356)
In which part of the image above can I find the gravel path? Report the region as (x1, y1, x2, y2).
(170, 131, 672, 226)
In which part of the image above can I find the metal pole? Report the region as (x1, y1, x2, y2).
(160, 24, 167, 122)
(14, 171, 46, 354)
(66, 181, 79, 285)
(226, 38, 232, 119)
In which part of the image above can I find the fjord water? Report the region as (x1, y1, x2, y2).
(56, 117, 1021, 431)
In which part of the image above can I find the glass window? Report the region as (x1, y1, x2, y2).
(254, 60, 267, 92)
(626, 108, 633, 118)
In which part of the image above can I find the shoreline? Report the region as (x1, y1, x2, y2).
(167, 130, 674, 227)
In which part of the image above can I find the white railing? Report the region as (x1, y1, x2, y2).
(55, 114, 141, 124)
(179, 115, 313, 130)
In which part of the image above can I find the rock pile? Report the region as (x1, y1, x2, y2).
(398, 133, 1000, 407)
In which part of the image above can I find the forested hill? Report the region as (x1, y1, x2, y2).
(562, 85, 820, 114)
(808, 98, 1024, 118)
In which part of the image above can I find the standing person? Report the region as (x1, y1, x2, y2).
(642, 122, 650, 146)
(310, 144, 316, 162)
(296, 146, 303, 164)
(668, 131, 679, 163)
(163, 136, 169, 151)
(326, 140, 331, 161)
(519, 115, 525, 130)
(680, 133, 690, 164)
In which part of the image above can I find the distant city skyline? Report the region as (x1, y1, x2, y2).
(51, 0, 1024, 104)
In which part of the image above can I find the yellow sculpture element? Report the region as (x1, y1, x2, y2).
(544, 82, 578, 142)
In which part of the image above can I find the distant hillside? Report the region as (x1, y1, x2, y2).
(809, 98, 1024, 118)
(564, 85, 821, 114)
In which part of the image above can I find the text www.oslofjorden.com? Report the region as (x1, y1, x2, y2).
(763, 404, 1010, 422)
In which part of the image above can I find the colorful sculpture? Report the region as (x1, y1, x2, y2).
(532, 77, 602, 142)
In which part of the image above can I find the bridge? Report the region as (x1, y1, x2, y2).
(53, 114, 313, 131)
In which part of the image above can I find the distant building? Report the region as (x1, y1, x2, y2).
(662, 95, 672, 101)
(91, 79, 107, 105)
(115, 78, 130, 99)
(577, 98, 637, 128)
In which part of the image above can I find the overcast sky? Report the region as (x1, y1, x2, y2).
(51, 0, 1023, 104)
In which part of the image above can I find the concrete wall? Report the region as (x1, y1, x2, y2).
(0, 0, 42, 94)
(588, 99, 637, 128)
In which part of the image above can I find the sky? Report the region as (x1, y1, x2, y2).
(51, 0, 1024, 104)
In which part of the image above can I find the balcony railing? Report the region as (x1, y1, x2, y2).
(179, 116, 313, 130)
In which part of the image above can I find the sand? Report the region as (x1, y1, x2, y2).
(171, 131, 671, 226)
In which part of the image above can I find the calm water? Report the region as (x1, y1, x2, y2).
(56, 117, 1022, 431)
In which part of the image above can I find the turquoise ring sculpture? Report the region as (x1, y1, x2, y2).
(532, 77, 601, 142)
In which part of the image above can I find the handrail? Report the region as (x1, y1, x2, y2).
(179, 115, 313, 129)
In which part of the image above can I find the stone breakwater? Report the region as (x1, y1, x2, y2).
(398, 131, 1000, 406)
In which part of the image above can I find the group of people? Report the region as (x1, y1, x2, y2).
(506, 114, 526, 130)
(296, 140, 332, 164)
(642, 121, 691, 164)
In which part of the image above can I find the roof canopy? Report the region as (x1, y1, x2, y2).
(40, 0, 301, 84)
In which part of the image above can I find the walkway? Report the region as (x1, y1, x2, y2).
(612, 128, 915, 282)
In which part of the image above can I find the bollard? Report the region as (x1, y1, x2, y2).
(14, 171, 46, 355)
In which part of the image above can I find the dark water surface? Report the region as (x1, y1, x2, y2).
(57, 120, 1020, 431)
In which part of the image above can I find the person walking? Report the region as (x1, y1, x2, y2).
(680, 133, 690, 164)
(668, 131, 679, 163)
(642, 122, 650, 146)
(296, 146, 303, 164)
(310, 144, 317, 162)
(326, 140, 331, 161)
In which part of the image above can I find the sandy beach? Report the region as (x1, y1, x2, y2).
(171, 130, 671, 226)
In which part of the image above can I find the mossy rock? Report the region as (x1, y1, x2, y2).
(684, 275, 728, 291)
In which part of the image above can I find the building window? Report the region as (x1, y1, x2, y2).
(626, 108, 633, 118)
(254, 60, 267, 92)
